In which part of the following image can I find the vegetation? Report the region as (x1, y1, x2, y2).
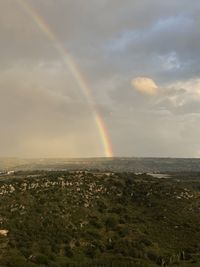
(1, 157, 200, 173)
(0, 170, 200, 266)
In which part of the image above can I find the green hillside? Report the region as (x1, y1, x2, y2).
(0, 171, 200, 267)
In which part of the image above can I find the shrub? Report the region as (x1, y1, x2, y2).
(105, 215, 118, 230)
(33, 254, 49, 265)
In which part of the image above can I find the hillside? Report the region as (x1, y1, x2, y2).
(0, 171, 200, 266)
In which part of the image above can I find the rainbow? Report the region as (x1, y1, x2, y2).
(17, 0, 113, 158)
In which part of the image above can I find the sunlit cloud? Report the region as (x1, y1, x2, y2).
(132, 77, 158, 96)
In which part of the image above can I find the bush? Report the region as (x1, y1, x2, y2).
(86, 229, 101, 240)
(147, 249, 159, 262)
(0, 251, 28, 267)
(84, 245, 100, 258)
(105, 215, 118, 230)
(116, 225, 129, 237)
(64, 245, 73, 258)
(33, 254, 49, 265)
(89, 217, 102, 229)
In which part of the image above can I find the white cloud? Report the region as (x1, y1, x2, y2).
(132, 77, 158, 95)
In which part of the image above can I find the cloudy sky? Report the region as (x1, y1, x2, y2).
(1, 0, 200, 158)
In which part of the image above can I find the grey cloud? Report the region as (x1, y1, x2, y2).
(0, 64, 104, 157)
(1, 0, 200, 157)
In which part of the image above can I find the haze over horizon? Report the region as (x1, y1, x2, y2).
(1, 0, 200, 158)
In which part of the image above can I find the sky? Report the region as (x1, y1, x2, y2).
(1, 0, 200, 158)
